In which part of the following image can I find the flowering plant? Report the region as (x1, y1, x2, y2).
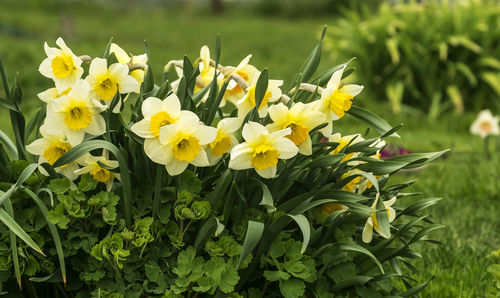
(0, 30, 446, 297)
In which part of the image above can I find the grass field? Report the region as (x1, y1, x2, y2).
(0, 1, 498, 296)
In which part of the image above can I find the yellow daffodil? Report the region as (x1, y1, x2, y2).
(470, 109, 500, 138)
(237, 79, 283, 118)
(146, 112, 217, 176)
(74, 152, 120, 191)
(222, 55, 260, 106)
(319, 203, 348, 216)
(362, 195, 397, 243)
(313, 66, 363, 136)
(266, 102, 325, 155)
(329, 133, 364, 163)
(26, 125, 79, 180)
(206, 117, 242, 165)
(43, 80, 107, 146)
(39, 37, 83, 93)
(341, 170, 364, 192)
(85, 58, 139, 102)
(197, 45, 217, 90)
(229, 122, 298, 179)
(130, 94, 195, 162)
(110, 43, 148, 90)
(38, 87, 72, 107)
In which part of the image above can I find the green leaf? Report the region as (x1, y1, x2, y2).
(237, 221, 264, 268)
(21, 188, 67, 285)
(287, 214, 310, 254)
(264, 270, 291, 281)
(375, 196, 391, 238)
(0, 57, 10, 97)
(4, 199, 21, 289)
(251, 178, 275, 213)
(279, 278, 305, 298)
(0, 205, 43, 255)
(400, 276, 434, 296)
(52, 140, 133, 226)
(0, 129, 18, 159)
(287, 26, 326, 91)
(101, 37, 114, 58)
(48, 178, 71, 194)
(254, 69, 269, 111)
(348, 106, 400, 138)
(0, 163, 38, 206)
(220, 266, 240, 294)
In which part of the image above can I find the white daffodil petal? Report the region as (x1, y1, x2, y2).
(142, 97, 163, 118)
(131, 119, 155, 139)
(341, 84, 364, 97)
(242, 122, 268, 142)
(166, 158, 189, 176)
(229, 144, 253, 170)
(273, 138, 298, 159)
(191, 149, 210, 167)
(256, 166, 277, 179)
(326, 66, 345, 89)
(362, 221, 374, 243)
(144, 138, 172, 165)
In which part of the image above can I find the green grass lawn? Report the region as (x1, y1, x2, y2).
(1, 2, 498, 296)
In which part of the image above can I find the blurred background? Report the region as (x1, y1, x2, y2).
(1, 0, 500, 296)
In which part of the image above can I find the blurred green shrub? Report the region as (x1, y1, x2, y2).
(328, 0, 500, 119)
(254, 0, 382, 17)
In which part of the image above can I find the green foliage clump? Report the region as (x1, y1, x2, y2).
(328, 0, 500, 118)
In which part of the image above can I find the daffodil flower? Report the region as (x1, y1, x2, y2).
(319, 202, 348, 216)
(146, 112, 217, 176)
(266, 102, 325, 155)
(222, 55, 260, 106)
(341, 170, 363, 192)
(329, 133, 364, 163)
(38, 87, 72, 107)
(43, 80, 107, 146)
(74, 153, 120, 191)
(39, 37, 84, 93)
(362, 195, 397, 243)
(237, 80, 283, 118)
(85, 58, 139, 102)
(229, 122, 298, 178)
(197, 45, 217, 89)
(130, 94, 193, 161)
(110, 43, 148, 91)
(313, 66, 363, 136)
(470, 109, 500, 138)
(206, 117, 242, 165)
(26, 125, 79, 180)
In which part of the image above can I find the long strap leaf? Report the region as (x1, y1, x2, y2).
(4, 199, 21, 289)
(0, 205, 44, 255)
(53, 140, 133, 226)
(0, 163, 38, 206)
(237, 220, 264, 269)
(0, 129, 18, 159)
(22, 188, 66, 285)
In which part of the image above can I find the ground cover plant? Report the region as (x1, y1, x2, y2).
(0, 27, 449, 297)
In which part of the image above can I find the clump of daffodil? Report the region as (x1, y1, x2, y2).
(130, 94, 195, 161)
(237, 79, 283, 118)
(26, 125, 79, 180)
(313, 65, 363, 136)
(206, 117, 242, 165)
(362, 194, 396, 243)
(147, 113, 217, 176)
(329, 133, 364, 163)
(221, 55, 260, 106)
(110, 43, 148, 91)
(39, 37, 84, 93)
(229, 122, 298, 179)
(85, 57, 139, 102)
(74, 152, 120, 191)
(266, 102, 325, 155)
(470, 109, 500, 139)
(43, 80, 107, 146)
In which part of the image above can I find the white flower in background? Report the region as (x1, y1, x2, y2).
(237, 79, 283, 118)
(110, 43, 148, 91)
(470, 109, 500, 139)
(362, 195, 397, 243)
(229, 122, 298, 178)
(313, 66, 363, 136)
(43, 80, 107, 146)
(222, 55, 260, 106)
(130, 94, 194, 161)
(85, 57, 139, 102)
(146, 112, 217, 176)
(266, 102, 325, 155)
(39, 37, 83, 93)
(74, 152, 120, 191)
(206, 117, 242, 165)
(26, 125, 78, 180)
(329, 133, 364, 163)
